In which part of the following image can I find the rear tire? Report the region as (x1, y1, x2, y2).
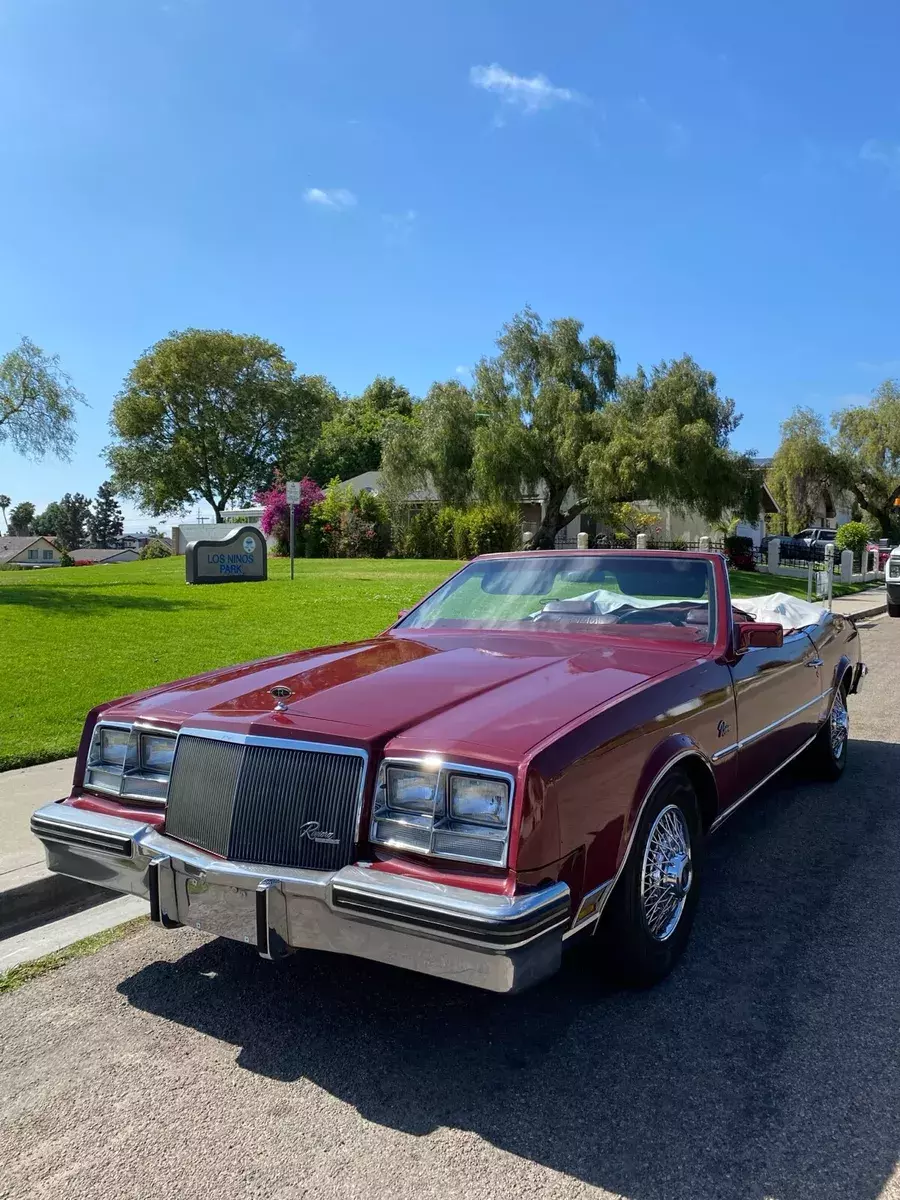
(807, 682, 849, 780)
(600, 770, 703, 988)
(888, 600, 900, 618)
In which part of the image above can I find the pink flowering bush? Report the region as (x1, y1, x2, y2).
(254, 475, 323, 556)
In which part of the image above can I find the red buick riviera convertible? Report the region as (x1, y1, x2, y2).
(32, 551, 865, 992)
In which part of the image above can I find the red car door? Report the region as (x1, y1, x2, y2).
(727, 629, 823, 795)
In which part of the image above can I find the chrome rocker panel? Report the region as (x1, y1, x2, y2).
(31, 803, 570, 994)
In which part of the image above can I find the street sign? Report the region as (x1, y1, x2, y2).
(286, 481, 301, 579)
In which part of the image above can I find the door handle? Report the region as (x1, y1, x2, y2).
(807, 658, 824, 668)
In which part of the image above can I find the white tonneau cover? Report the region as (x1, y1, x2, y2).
(734, 592, 827, 631)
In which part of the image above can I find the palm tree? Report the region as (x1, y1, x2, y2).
(0, 495, 10, 533)
(712, 514, 740, 540)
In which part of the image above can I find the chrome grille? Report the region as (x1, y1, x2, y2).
(165, 733, 366, 871)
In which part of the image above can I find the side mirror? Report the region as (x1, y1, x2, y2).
(735, 621, 783, 652)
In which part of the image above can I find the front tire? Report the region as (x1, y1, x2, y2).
(601, 770, 702, 987)
(807, 683, 849, 780)
(888, 600, 900, 618)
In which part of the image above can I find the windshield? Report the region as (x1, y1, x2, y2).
(399, 554, 717, 642)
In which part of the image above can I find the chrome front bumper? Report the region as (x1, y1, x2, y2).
(31, 803, 570, 993)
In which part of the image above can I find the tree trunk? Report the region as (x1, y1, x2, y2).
(527, 491, 585, 550)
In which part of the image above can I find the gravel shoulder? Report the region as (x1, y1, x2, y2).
(2, 615, 899, 1200)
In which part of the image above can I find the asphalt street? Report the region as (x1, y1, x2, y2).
(2, 614, 899, 1200)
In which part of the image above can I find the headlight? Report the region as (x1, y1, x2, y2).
(370, 759, 513, 866)
(385, 767, 440, 816)
(448, 775, 509, 827)
(890, 560, 900, 578)
(140, 733, 175, 773)
(85, 722, 175, 804)
(99, 727, 135, 767)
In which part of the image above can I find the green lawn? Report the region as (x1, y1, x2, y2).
(0, 557, 874, 772)
(0, 557, 459, 771)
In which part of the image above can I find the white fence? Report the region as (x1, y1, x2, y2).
(766, 541, 883, 585)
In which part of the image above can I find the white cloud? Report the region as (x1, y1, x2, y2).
(303, 187, 357, 210)
(469, 63, 582, 114)
(860, 140, 900, 183)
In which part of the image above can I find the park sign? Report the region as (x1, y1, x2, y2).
(185, 525, 267, 584)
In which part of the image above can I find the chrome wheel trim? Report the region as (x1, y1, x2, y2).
(830, 689, 849, 761)
(640, 804, 693, 942)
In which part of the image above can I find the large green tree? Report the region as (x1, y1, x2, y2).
(584, 356, 759, 528)
(472, 308, 618, 547)
(32, 501, 63, 537)
(306, 376, 415, 482)
(378, 309, 758, 547)
(769, 384, 900, 534)
(767, 408, 842, 531)
(833, 380, 900, 530)
(54, 493, 92, 550)
(0, 337, 83, 460)
(107, 329, 323, 521)
(87, 481, 124, 548)
(381, 380, 479, 509)
(7, 501, 35, 536)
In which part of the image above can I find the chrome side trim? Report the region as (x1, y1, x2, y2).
(711, 687, 833, 763)
(737, 689, 831, 749)
(709, 731, 819, 832)
(711, 742, 738, 763)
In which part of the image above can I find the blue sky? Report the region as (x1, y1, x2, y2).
(2, 0, 899, 528)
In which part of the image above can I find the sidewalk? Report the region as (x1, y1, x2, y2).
(829, 584, 886, 622)
(0, 757, 110, 937)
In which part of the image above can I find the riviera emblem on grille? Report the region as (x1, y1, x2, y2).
(269, 685, 294, 712)
(298, 821, 339, 844)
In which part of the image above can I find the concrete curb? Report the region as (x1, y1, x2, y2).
(841, 602, 887, 622)
(0, 895, 149, 973)
(0, 865, 113, 941)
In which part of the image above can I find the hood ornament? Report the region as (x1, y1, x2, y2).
(269, 685, 294, 712)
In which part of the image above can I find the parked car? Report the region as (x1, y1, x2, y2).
(869, 540, 892, 569)
(32, 551, 865, 993)
(763, 528, 837, 563)
(797, 527, 838, 548)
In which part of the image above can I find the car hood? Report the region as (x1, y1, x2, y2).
(109, 630, 697, 762)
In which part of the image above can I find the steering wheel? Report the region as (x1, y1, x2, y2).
(616, 606, 688, 627)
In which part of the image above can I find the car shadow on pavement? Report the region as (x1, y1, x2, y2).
(119, 739, 900, 1200)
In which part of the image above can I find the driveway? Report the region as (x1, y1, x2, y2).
(2, 615, 899, 1200)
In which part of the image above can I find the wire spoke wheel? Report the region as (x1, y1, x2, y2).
(830, 689, 849, 762)
(640, 804, 693, 942)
